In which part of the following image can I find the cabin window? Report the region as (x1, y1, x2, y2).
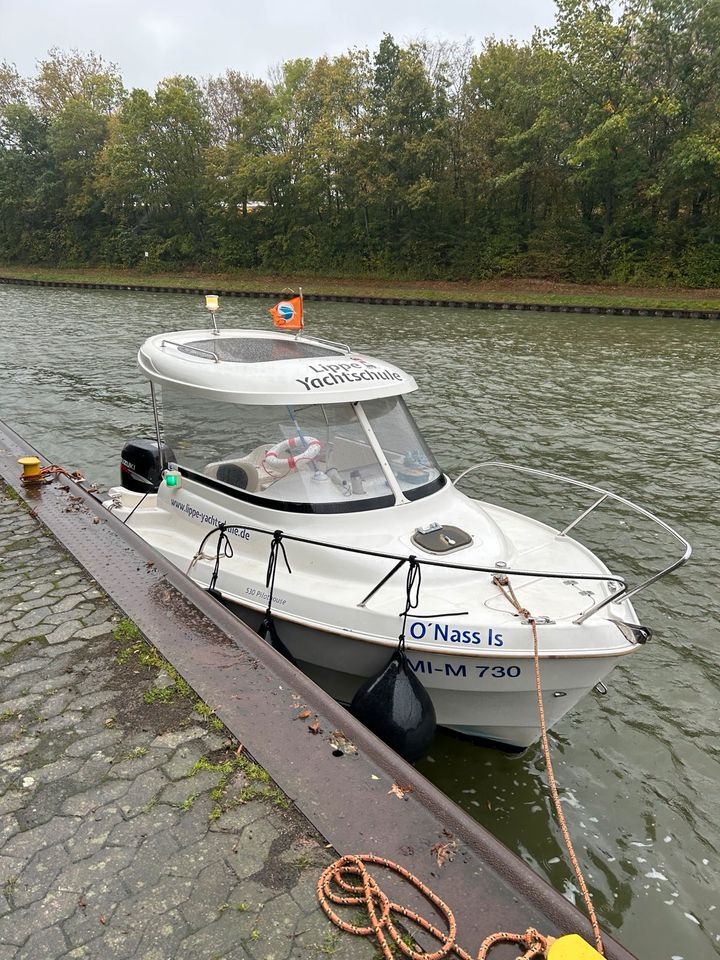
(361, 396, 442, 496)
(159, 386, 396, 511)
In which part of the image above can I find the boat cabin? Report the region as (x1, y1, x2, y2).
(138, 329, 445, 513)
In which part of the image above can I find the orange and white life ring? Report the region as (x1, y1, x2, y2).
(263, 436, 322, 474)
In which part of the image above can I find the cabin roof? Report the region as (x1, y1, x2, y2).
(137, 329, 417, 405)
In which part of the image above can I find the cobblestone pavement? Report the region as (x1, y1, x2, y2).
(0, 485, 374, 960)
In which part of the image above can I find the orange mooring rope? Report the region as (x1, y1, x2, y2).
(492, 575, 604, 956)
(317, 853, 552, 960)
(317, 577, 605, 959)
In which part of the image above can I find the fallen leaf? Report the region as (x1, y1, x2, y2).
(389, 783, 414, 800)
(430, 839, 457, 868)
(308, 719, 321, 735)
(99, 916, 107, 925)
(371, 774, 380, 781)
(296, 709, 312, 720)
(92, 518, 101, 524)
(235, 743, 244, 757)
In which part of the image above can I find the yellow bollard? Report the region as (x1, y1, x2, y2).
(18, 456, 42, 481)
(548, 934, 605, 959)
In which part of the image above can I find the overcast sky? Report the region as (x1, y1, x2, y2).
(1, 0, 558, 90)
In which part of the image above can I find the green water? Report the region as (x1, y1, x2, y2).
(1, 285, 717, 958)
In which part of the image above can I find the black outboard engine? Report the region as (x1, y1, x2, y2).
(120, 439, 176, 493)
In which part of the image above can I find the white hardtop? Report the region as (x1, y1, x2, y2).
(138, 328, 417, 405)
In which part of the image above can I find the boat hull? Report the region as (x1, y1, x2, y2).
(226, 598, 619, 749)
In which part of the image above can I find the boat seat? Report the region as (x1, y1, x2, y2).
(205, 444, 272, 492)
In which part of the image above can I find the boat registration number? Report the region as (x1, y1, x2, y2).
(407, 660, 521, 679)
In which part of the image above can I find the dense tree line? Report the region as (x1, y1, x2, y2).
(1, 0, 719, 284)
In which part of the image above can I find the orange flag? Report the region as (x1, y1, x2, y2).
(269, 295, 304, 331)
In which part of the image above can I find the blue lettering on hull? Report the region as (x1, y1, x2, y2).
(409, 621, 504, 647)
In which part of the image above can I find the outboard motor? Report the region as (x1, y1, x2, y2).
(120, 439, 176, 493)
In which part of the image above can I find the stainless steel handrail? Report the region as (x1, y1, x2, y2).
(161, 340, 220, 363)
(454, 461, 692, 623)
(297, 332, 352, 354)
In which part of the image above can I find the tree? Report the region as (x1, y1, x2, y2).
(32, 48, 124, 116)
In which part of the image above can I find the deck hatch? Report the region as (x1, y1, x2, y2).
(411, 523, 473, 554)
(178, 337, 341, 363)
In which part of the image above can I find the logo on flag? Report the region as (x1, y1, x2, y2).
(276, 301, 296, 323)
(269, 294, 304, 331)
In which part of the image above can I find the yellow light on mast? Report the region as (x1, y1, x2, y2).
(205, 294, 220, 335)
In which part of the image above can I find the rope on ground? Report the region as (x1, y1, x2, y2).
(492, 574, 604, 956)
(317, 853, 552, 960)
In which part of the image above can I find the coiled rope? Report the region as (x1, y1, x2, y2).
(317, 853, 551, 959)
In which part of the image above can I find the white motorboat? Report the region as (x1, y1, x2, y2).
(105, 309, 690, 750)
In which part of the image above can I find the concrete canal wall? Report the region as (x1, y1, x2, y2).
(1, 274, 718, 319)
(0, 420, 637, 959)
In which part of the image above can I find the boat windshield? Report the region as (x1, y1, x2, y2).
(160, 387, 444, 513)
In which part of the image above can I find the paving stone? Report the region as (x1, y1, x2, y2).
(21, 582, 55, 600)
(37, 689, 73, 720)
(0, 814, 20, 845)
(160, 769, 219, 807)
(208, 802, 268, 835)
(65, 729, 124, 759)
(56, 846, 137, 896)
(71, 689, 117, 712)
(176, 908, 261, 960)
(62, 780, 129, 817)
(61, 876, 128, 948)
(52, 594, 88, 613)
(35, 710, 84, 734)
(228, 818, 281, 882)
(107, 748, 167, 781)
(11, 844, 64, 909)
(45, 620, 83, 645)
(0, 792, 25, 816)
(0, 657, 47, 680)
(151, 726, 208, 750)
(12, 606, 52, 630)
(164, 834, 233, 880)
(106, 804, 179, 848)
(11, 596, 55, 613)
(0, 888, 78, 944)
(16, 924, 68, 960)
(161, 741, 208, 781)
(134, 907, 190, 959)
(250, 892, 298, 960)
(29, 756, 84, 785)
(46, 607, 93, 626)
(179, 858, 236, 927)
(118, 768, 168, 817)
(2, 816, 80, 861)
(65, 808, 124, 862)
(75, 622, 115, 639)
(0, 738, 38, 764)
(45, 639, 87, 659)
(118, 831, 183, 893)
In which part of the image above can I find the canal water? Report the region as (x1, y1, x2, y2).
(1, 285, 717, 958)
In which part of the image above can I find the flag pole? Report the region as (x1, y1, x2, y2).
(295, 286, 304, 340)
